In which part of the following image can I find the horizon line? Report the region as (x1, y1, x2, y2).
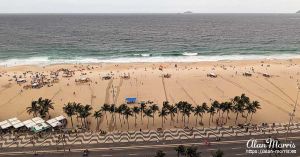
(0, 12, 298, 14)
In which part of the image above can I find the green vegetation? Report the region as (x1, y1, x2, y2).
(27, 94, 261, 131)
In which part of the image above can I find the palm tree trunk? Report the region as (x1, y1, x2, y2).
(134, 113, 137, 127)
(226, 111, 229, 123)
(96, 118, 99, 131)
(141, 112, 143, 125)
(147, 117, 149, 129)
(221, 112, 225, 124)
(235, 113, 239, 124)
(183, 115, 186, 127)
(85, 118, 88, 129)
(249, 113, 254, 122)
(119, 114, 122, 128)
(209, 114, 211, 126)
(161, 116, 164, 128)
(80, 118, 84, 128)
(195, 115, 198, 127)
(127, 118, 129, 130)
(70, 116, 74, 128)
(200, 114, 203, 124)
(105, 112, 108, 125)
(153, 116, 155, 126)
(245, 113, 249, 123)
(76, 114, 79, 123)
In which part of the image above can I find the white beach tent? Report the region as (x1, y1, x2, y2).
(13, 122, 25, 129)
(0, 118, 24, 129)
(46, 115, 66, 127)
(8, 118, 24, 129)
(55, 115, 66, 121)
(0, 120, 12, 129)
(32, 117, 45, 124)
(23, 119, 36, 129)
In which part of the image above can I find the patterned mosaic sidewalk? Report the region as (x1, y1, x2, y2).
(1, 122, 299, 148)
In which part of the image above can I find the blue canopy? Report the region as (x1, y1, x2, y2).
(126, 97, 137, 103)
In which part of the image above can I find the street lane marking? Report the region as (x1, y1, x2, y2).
(235, 153, 245, 156)
(207, 148, 217, 151)
(231, 147, 242, 150)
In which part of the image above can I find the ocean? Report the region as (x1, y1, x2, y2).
(0, 13, 300, 66)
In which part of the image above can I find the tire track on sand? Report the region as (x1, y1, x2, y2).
(219, 75, 292, 115)
(104, 79, 113, 104)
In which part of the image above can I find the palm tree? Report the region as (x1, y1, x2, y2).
(207, 106, 216, 126)
(163, 101, 171, 110)
(168, 105, 177, 125)
(101, 104, 111, 125)
(116, 106, 123, 128)
(155, 150, 166, 157)
(123, 107, 133, 130)
(149, 104, 159, 126)
(143, 108, 153, 129)
(27, 97, 54, 119)
(63, 102, 76, 127)
(181, 102, 193, 127)
(201, 103, 209, 124)
(212, 100, 220, 120)
(212, 149, 224, 157)
(175, 102, 183, 124)
(244, 102, 254, 123)
(232, 96, 245, 124)
(40, 98, 54, 119)
(175, 145, 186, 157)
(79, 105, 93, 128)
(224, 102, 233, 123)
(27, 101, 40, 117)
(132, 106, 140, 127)
(119, 104, 128, 124)
(140, 102, 147, 125)
(186, 145, 201, 157)
(241, 93, 250, 105)
(93, 110, 103, 131)
(73, 103, 83, 123)
(194, 105, 203, 126)
(249, 101, 261, 122)
(109, 104, 117, 125)
(159, 108, 168, 128)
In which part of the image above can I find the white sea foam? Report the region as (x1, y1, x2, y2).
(182, 52, 198, 56)
(141, 54, 151, 57)
(1, 54, 300, 67)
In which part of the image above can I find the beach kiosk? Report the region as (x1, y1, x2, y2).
(31, 122, 50, 133)
(125, 97, 137, 104)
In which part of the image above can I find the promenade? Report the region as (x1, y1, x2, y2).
(1, 122, 299, 149)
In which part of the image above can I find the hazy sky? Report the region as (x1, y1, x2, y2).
(0, 0, 299, 13)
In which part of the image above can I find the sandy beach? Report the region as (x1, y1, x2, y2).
(0, 58, 299, 131)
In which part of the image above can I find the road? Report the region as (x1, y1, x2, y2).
(1, 133, 300, 157)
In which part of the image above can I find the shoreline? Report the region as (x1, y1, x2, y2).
(1, 54, 300, 67)
(0, 57, 297, 69)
